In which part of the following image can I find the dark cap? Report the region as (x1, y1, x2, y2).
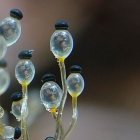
(11, 92, 23, 102)
(70, 65, 82, 73)
(14, 127, 21, 139)
(10, 9, 23, 20)
(55, 20, 69, 30)
(41, 73, 56, 83)
(18, 50, 34, 59)
(45, 137, 55, 140)
(0, 60, 7, 68)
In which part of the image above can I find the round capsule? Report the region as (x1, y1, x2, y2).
(0, 68, 10, 95)
(2, 125, 15, 139)
(15, 59, 35, 85)
(11, 99, 28, 121)
(50, 30, 73, 59)
(67, 73, 84, 97)
(0, 106, 4, 118)
(0, 36, 7, 60)
(0, 17, 21, 47)
(40, 81, 62, 111)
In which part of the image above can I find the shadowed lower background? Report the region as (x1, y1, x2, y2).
(0, 0, 140, 140)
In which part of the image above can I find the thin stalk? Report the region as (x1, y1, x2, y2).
(21, 84, 30, 140)
(51, 110, 57, 120)
(55, 58, 67, 140)
(51, 111, 64, 139)
(63, 97, 78, 140)
(21, 117, 30, 140)
(0, 123, 4, 136)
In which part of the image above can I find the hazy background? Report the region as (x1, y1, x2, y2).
(0, 0, 140, 140)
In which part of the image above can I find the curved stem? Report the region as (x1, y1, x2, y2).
(21, 84, 30, 140)
(63, 97, 78, 140)
(51, 111, 64, 139)
(55, 58, 67, 140)
(51, 110, 57, 120)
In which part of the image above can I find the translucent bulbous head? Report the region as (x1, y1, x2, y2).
(50, 30, 73, 59)
(0, 17, 21, 47)
(67, 73, 84, 97)
(0, 36, 7, 60)
(40, 81, 63, 111)
(2, 126, 15, 139)
(15, 59, 35, 85)
(0, 106, 4, 118)
(0, 68, 10, 95)
(11, 100, 28, 121)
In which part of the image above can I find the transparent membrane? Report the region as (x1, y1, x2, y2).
(0, 36, 7, 60)
(0, 68, 10, 95)
(11, 100, 28, 121)
(50, 30, 73, 59)
(67, 73, 84, 97)
(15, 60, 35, 85)
(2, 126, 15, 139)
(40, 81, 62, 110)
(0, 106, 4, 118)
(0, 17, 21, 47)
